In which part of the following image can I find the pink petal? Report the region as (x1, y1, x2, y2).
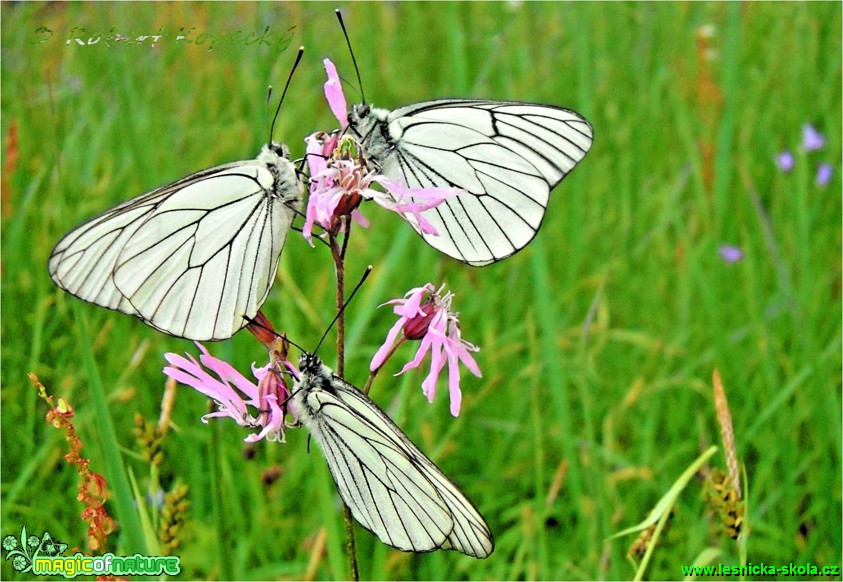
(426, 310, 449, 338)
(301, 193, 320, 244)
(163, 358, 243, 404)
(323, 59, 348, 127)
(284, 360, 301, 380)
(162, 367, 220, 397)
(399, 332, 434, 375)
(201, 410, 242, 424)
(163, 351, 200, 373)
(199, 351, 259, 400)
(446, 353, 462, 417)
(456, 345, 482, 378)
(245, 396, 286, 443)
(421, 339, 446, 402)
(411, 213, 439, 236)
(323, 132, 339, 155)
(397, 284, 433, 319)
(371, 317, 407, 371)
(305, 133, 327, 180)
(377, 177, 461, 206)
(350, 208, 370, 228)
(252, 361, 272, 379)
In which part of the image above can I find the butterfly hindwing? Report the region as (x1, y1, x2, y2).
(291, 355, 494, 558)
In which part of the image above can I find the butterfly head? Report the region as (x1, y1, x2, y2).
(351, 103, 370, 119)
(297, 352, 323, 376)
(346, 104, 391, 158)
(296, 352, 338, 395)
(267, 141, 291, 159)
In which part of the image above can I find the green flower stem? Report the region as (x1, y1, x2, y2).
(330, 219, 359, 581)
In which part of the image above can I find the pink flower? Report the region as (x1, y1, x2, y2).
(302, 135, 459, 244)
(323, 58, 348, 127)
(305, 131, 339, 187)
(163, 343, 296, 443)
(301, 59, 463, 245)
(370, 283, 482, 417)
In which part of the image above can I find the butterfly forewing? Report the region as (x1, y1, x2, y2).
(48, 178, 194, 316)
(354, 99, 593, 266)
(291, 357, 494, 558)
(48, 147, 301, 341)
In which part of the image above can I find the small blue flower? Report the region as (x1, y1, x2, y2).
(816, 163, 833, 187)
(718, 244, 744, 264)
(775, 150, 794, 173)
(802, 124, 825, 151)
(146, 487, 165, 511)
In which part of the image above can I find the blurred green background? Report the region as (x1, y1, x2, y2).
(2, 2, 840, 580)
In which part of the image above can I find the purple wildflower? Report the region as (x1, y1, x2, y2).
(302, 135, 459, 243)
(718, 244, 744, 264)
(301, 59, 462, 244)
(371, 283, 482, 417)
(802, 124, 825, 151)
(775, 150, 794, 173)
(816, 163, 833, 187)
(163, 343, 295, 443)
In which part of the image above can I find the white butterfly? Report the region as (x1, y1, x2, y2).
(290, 351, 494, 558)
(48, 143, 303, 341)
(345, 99, 593, 266)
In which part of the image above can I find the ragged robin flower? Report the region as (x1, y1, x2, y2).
(163, 343, 296, 443)
(370, 283, 482, 417)
(302, 59, 461, 244)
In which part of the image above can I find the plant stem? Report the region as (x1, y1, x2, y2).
(330, 219, 359, 581)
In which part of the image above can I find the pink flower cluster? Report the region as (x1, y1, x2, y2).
(164, 281, 483, 439)
(164, 343, 294, 443)
(371, 283, 481, 417)
(302, 59, 461, 243)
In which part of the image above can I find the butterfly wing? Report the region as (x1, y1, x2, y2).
(292, 370, 493, 558)
(49, 160, 300, 340)
(369, 99, 593, 265)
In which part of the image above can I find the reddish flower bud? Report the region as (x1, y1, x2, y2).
(402, 299, 436, 340)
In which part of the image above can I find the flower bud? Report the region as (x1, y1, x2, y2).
(402, 299, 436, 340)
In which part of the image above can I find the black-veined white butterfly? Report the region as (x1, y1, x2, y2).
(334, 11, 593, 266)
(346, 100, 593, 266)
(48, 51, 305, 341)
(289, 351, 494, 558)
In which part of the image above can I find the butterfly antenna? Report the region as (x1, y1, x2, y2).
(335, 9, 365, 104)
(269, 46, 305, 144)
(264, 85, 273, 141)
(313, 265, 372, 355)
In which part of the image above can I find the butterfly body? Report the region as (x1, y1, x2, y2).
(290, 352, 494, 558)
(49, 142, 302, 341)
(345, 98, 593, 265)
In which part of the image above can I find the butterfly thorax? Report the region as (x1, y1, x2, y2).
(259, 142, 303, 206)
(347, 104, 393, 163)
(290, 353, 340, 421)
